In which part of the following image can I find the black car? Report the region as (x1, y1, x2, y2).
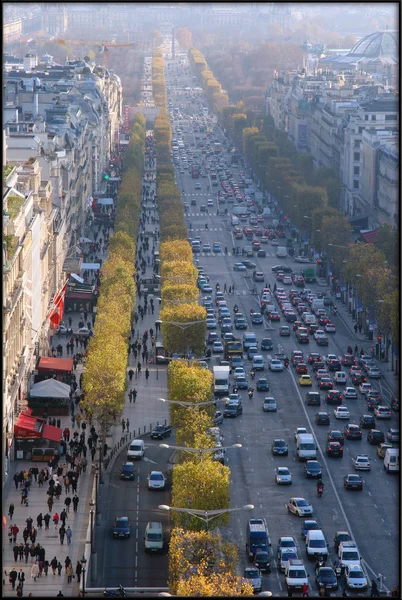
(272, 439, 289, 456)
(315, 412, 330, 426)
(360, 414, 376, 429)
(113, 516, 130, 539)
(223, 401, 243, 418)
(254, 549, 271, 573)
(242, 260, 257, 269)
(312, 361, 326, 372)
(257, 249, 266, 258)
(342, 354, 356, 366)
(120, 462, 135, 480)
(367, 429, 385, 445)
(344, 473, 363, 490)
(256, 378, 269, 392)
(150, 424, 172, 440)
(316, 567, 338, 591)
(306, 392, 321, 406)
(327, 430, 344, 444)
(305, 460, 322, 478)
(316, 336, 329, 346)
(334, 530, 352, 551)
(272, 265, 293, 273)
(344, 424, 362, 440)
(326, 442, 343, 457)
(191, 199, 197, 206)
(261, 338, 273, 351)
(326, 390, 343, 405)
(298, 333, 310, 344)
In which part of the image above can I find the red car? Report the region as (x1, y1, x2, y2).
(308, 353, 322, 364)
(296, 363, 309, 374)
(319, 377, 333, 390)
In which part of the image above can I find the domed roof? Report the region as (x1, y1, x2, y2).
(348, 31, 398, 58)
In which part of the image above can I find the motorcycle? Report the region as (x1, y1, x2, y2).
(233, 304, 239, 314)
(332, 306, 337, 315)
(317, 484, 324, 498)
(104, 585, 127, 598)
(284, 360, 289, 368)
(248, 387, 254, 400)
(250, 370, 255, 380)
(224, 247, 228, 255)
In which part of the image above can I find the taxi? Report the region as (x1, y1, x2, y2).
(299, 374, 313, 386)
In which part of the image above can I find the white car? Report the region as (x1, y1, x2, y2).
(367, 367, 381, 378)
(283, 276, 292, 285)
(277, 536, 297, 558)
(343, 387, 358, 399)
(212, 341, 224, 353)
(74, 327, 92, 337)
(374, 405, 392, 419)
(334, 405, 350, 419)
(294, 427, 308, 441)
(147, 471, 166, 490)
(345, 564, 368, 591)
(233, 367, 246, 378)
(269, 359, 284, 372)
(206, 319, 217, 329)
(243, 568, 262, 593)
(314, 329, 326, 340)
(359, 382, 373, 395)
(233, 262, 247, 271)
(275, 467, 292, 485)
(287, 497, 313, 517)
(325, 354, 338, 364)
(353, 455, 371, 471)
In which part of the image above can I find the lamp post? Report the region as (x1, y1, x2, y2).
(355, 274, 363, 327)
(158, 504, 254, 531)
(159, 442, 242, 462)
(80, 555, 87, 597)
(377, 299, 392, 364)
(89, 500, 95, 553)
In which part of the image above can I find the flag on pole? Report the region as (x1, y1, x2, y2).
(46, 279, 69, 327)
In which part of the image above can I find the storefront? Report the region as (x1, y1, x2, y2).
(65, 279, 97, 313)
(34, 356, 74, 387)
(28, 378, 71, 417)
(14, 409, 62, 461)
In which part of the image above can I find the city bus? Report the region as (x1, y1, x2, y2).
(192, 165, 200, 178)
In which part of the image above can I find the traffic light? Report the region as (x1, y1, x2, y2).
(377, 335, 382, 344)
(102, 171, 110, 181)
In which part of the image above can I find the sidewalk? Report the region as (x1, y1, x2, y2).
(2, 147, 169, 597)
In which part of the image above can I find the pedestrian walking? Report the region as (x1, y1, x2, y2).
(370, 579, 380, 597)
(9, 502, 15, 519)
(72, 494, 79, 512)
(66, 526, 72, 545)
(64, 496, 72, 513)
(9, 568, 18, 590)
(17, 569, 25, 589)
(18, 543, 24, 561)
(75, 560, 82, 583)
(13, 544, 19, 561)
(53, 512, 59, 528)
(66, 563, 73, 583)
(59, 525, 66, 544)
(50, 556, 58, 575)
(60, 508, 67, 527)
(36, 512, 43, 529)
(145, 368, 150, 380)
(44, 513, 51, 530)
(11, 524, 19, 542)
(302, 582, 309, 596)
(354, 344, 358, 356)
(126, 418, 129, 431)
(31, 562, 39, 582)
(57, 561, 63, 575)
(121, 418, 126, 433)
(137, 361, 142, 374)
(128, 368, 134, 381)
(354, 323, 358, 334)
(24, 543, 30, 563)
(133, 389, 137, 403)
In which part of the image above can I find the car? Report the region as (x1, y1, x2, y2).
(251, 312, 263, 325)
(253, 271, 265, 282)
(195, 182, 201, 189)
(275, 466, 292, 485)
(202, 243, 211, 253)
(377, 442, 393, 459)
(120, 462, 135, 480)
(344, 474, 363, 490)
(199, 205, 207, 213)
(328, 430, 344, 444)
(272, 265, 293, 273)
(301, 520, 320, 540)
(386, 428, 399, 442)
(272, 439, 289, 456)
(269, 359, 284, 372)
(254, 549, 271, 573)
(327, 442, 343, 457)
(344, 424, 362, 440)
(57, 325, 68, 335)
(206, 318, 217, 329)
(359, 382, 373, 395)
(150, 425, 172, 440)
(342, 354, 356, 366)
(367, 429, 385, 445)
(334, 531, 352, 551)
(315, 412, 330, 426)
(212, 340, 224, 353)
(319, 377, 333, 390)
(207, 198, 214, 206)
(113, 516, 130, 539)
(247, 346, 259, 360)
(353, 455, 371, 470)
(359, 414, 376, 429)
(269, 311, 281, 322)
(207, 332, 218, 345)
(261, 337, 273, 351)
(235, 375, 248, 390)
(316, 334, 329, 346)
(295, 427, 308, 441)
(257, 249, 266, 258)
(74, 326, 92, 337)
(242, 260, 256, 269)
(299, 374, 313, 386)
(147, 471, 166, 490)
(243, 567, 262, 593)
(223, 400, 243, 418)
(374, 405, 392, 419)
(213, 411, 224, 425)
(201, 284, 212, 293)
(235, 318, 247, 330)
(191, 198, 197, 206)
(326, 390, 343, 405)
(277, 536, 298, 559)
(306, 392, 321, 406)
(256, 377, 269, 392)
(233, 367, 246, 378)
(314, 329, 326, 340)
(367, 366, 381, 378)
(343, 387, 357, 400)
(297, 333, 310, 344)
(295, 362, 308, 375)
(231, 355, 244, 368)
(287, 497, 313, 517)
(334, 405, 350, 419)
(352, 373, 367, 386)
(345, 564, 368, 591)
(263, 396, 277, 412)
(304, 460, 322, 478)
(233, 262, 247, 271)
(316, 567, 338, 591)
(324, 323, 337, 333)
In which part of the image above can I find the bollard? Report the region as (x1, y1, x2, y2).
(156, 368, 158, 380)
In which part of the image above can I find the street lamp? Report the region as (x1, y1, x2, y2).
(159, 442, 242, 461)
(158, 504, 254, 531)
(89, 500, 95, 553)
(80, 555, 87, 597)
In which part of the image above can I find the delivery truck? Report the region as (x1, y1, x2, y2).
(213, 365, 230, 396)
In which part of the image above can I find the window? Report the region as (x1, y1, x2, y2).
(371, 115, 376, 121)
(358, 127, 364, 133)
(385, 114, 396, 121)
(365, 115, 369, 121)
(353, 180, 359, 189)
(354, 140, 360, 148)
(354, 166, 360, 175)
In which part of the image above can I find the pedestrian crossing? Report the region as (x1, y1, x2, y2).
(193, 250, 284, 257)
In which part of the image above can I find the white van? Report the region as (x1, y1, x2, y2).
(384, 448, 399, 472)
(231, 215, 239, 226)
(127, 439, 145, 460)
(285, 559, 308, 592)
(334, 371, 347, 385)
(305, 530, 328, 560)
(338, 541, 360, 568)
(144, 521, 164, 552)
(302, 314, 316, 325)
(276, 246, 287, 258)
(296, 433, 316, 461)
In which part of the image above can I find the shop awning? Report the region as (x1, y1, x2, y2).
(37, 357, 73, 374)
(97, 197, 114, 206)
(66, 292, 94, 301)
(14, 412, 62, 442)
(42, 424, 62, 443)
(81, 263, 101, 270)
(29, 379, 71, 399)
(360, 228, 379, 244)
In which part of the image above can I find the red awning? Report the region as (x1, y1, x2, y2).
(66, 292, 94, 301)
(360, 229, 379, 244)
(14, 412, 44, 439)
(42, 424, 62, 443)
(37, 357, 73, 374)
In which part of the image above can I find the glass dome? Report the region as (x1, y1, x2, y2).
(348, 31, 398, 58)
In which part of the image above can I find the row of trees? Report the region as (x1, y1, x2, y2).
(189, 46, 399, 346)
(82, 114, 146, 435)
(188, 48, 229, 113)
(152, 53, 252, 596)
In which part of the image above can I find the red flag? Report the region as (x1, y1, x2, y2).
(46, 280, 68, 323)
